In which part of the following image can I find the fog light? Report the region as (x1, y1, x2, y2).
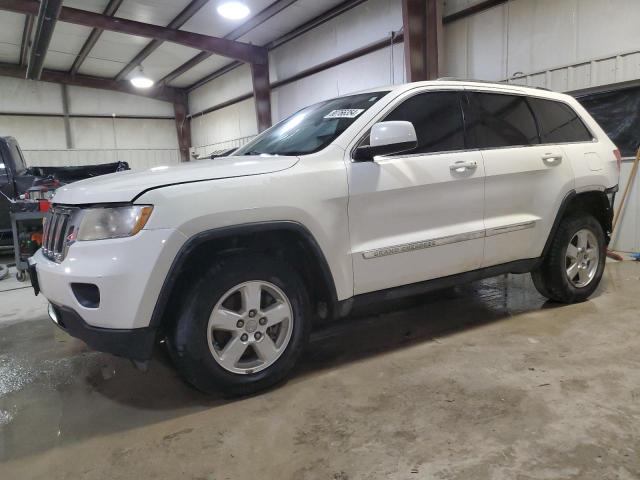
(71, 283, 100, 309)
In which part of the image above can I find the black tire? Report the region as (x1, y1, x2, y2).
(530, 268, 552, 299)
(531, 213, 606, 303)
(167, 254, 311, 396)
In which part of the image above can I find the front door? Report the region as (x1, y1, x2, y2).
(347, 90, 486, 295)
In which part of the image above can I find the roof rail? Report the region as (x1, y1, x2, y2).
(435, 77, 552, 91)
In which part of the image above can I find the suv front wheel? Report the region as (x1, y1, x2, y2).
(532, 213, 606, 303)
(167, 254, 311, 396)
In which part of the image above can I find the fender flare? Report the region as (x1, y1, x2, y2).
(542, 186, 616, 258)
(148, 221, 339, 328)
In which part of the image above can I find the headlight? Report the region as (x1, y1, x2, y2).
(77, 205, 153, 241)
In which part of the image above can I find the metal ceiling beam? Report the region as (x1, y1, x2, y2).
(0, 62, 180, 102)
(159, 0, 298, 86)
(27, 0, 63, 79)
(228, 0, 299, 41)
(189, 32, 404, 118)
(69, 0, 124, 75)
(186, 0, 368, 92)
(158, 50, 212, 86)
(442, 0, 508, 24)
(0, 0, 39, 15)
(114, 0, 210, 82)
(186, 60, 242, 92)
(402, 0, 440, 82)
(268, 0, 367, 50)
(0, 0, 267, 65)
(58, 5, 266, 65)
(19, 14, 34, 67)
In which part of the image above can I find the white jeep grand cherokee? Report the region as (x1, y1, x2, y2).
(32, 80, 620, 395)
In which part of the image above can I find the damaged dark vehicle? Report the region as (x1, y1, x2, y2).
(0, 136, 129, 247)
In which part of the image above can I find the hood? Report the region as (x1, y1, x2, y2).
(52, 155, 299, 205)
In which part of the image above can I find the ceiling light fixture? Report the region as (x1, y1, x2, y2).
(217, 1, 250, 20)
(130, 67, 154, 89)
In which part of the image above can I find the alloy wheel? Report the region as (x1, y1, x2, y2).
(565, 228, 600, 288)
(206, 280, 294, 374)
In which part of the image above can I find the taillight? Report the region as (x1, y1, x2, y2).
(613, 148, 622, 171)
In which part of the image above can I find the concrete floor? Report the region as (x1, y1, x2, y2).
(1, 260, 640, 479)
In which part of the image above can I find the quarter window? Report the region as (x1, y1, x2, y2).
(382, 91, 466, 154)
(465, 92, 540, 149)
(528, 98, 593, 144)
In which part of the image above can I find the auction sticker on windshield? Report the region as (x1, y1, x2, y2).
(324, 109, 365, 119)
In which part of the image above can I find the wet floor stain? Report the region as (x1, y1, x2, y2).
(1, 263, 640, 479)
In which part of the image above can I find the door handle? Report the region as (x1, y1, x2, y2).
(450, 160, 478, 173)
(542, 154, 562, 166)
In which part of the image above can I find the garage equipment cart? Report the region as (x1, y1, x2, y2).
(10, 206, 46, 281)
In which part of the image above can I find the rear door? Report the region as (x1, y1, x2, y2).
(527, 97, 602, 192)
(464, 90, 575, 267)
(347, 89, 486, 295)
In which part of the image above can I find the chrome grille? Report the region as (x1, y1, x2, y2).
(42, 207, 76, 262)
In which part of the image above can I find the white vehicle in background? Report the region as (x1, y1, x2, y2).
(31, 80, 620, 395)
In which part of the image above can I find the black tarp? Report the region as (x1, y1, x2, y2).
(577, 86, 640, 157)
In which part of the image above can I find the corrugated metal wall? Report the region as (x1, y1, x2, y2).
(441, 0, 640, 252)
(189, 0, 405, 157)
(1, 0, 639, 252)
(442, 0, 640, 92)
(189, 0, 640, 252)
(0, 77, 180, 170)
(612, 161, 639, 253)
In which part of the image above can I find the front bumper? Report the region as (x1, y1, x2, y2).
(33, 227, 186, 330)
(48, 303, 156, 360)
(32, 227, 187, 359)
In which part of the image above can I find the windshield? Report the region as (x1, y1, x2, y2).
(234, 91, 389, 156)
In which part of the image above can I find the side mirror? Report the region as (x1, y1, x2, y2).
(354, 121, 418, 161)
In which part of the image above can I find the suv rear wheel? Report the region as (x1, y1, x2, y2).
(531, 213, 606, 303)
(167, 254, 310, 396)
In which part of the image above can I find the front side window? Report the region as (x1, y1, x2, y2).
(528, 97, 593, 144)
(381, 91, 466, 154)
(234, 91, 389, 157)
(465, 92, 540, 149)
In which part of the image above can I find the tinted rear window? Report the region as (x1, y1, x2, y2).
(528, 98, 593, 144)
(465, 92, 539, 149)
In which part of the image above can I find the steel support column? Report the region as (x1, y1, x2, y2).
(61, 84, 73, 148)
(251, 61, 272, 132)
(28, 0, 63, 79)
(402, 0, 440, 82)
(19, 15, 34, 67)
(174, 92, 192, 162)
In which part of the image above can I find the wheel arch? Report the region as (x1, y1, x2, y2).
(149, 221, 340, 331)
(542, 187, 616, 257)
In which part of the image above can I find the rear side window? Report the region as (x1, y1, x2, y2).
(528, 98, 593, 144)
(465, 92, 540, 149)
(383, 91, 466, 154)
